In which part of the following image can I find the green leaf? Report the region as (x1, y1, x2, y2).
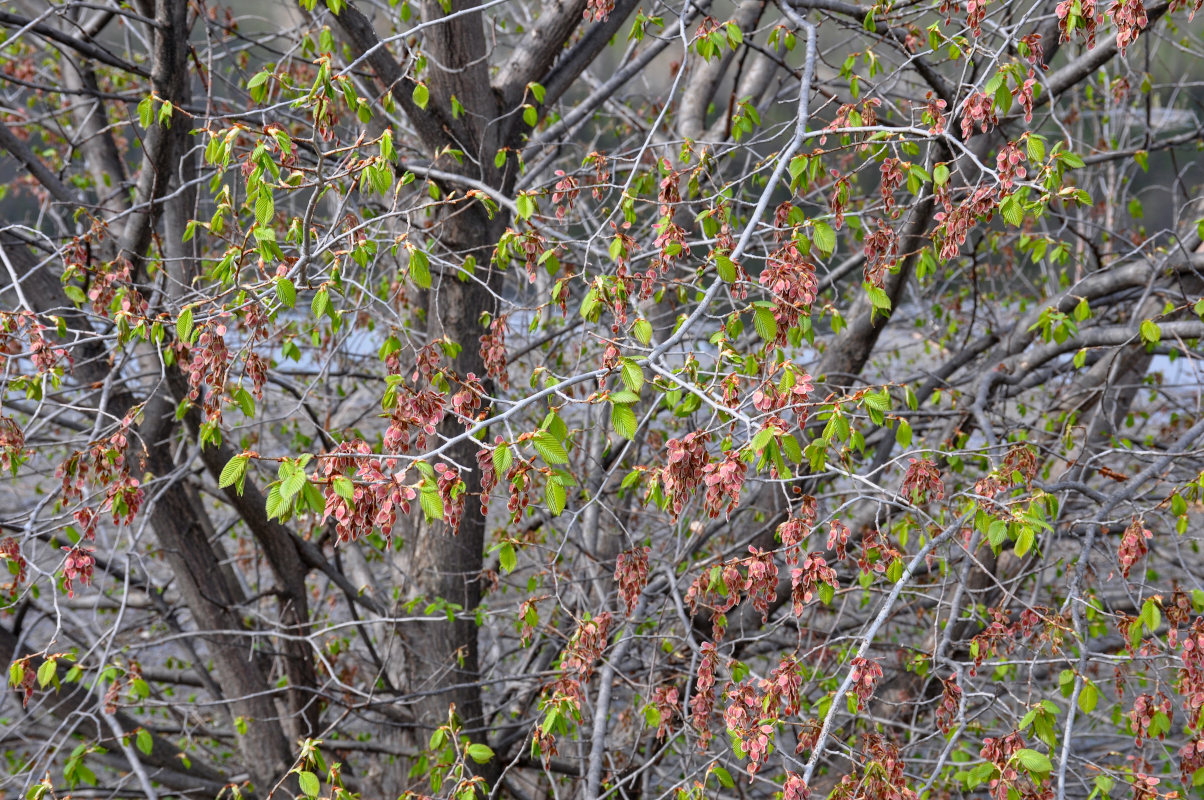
(1000, 195, 1023, 227)
(1027, 136, 1046, 162)
(255, 191, 274, 227)
(716, 255, 737, 281)
(412, 83, 429, 110)
(632, 318, 652, 345)
(276, 277, 296, 308)
(1139, 319, 1161, 344)
(409, 248, 431, 289)
(492, 444, 514, 478)
(298, 771, 320, 798)
(499, 542, 516, 573)
(544, 477, 566, 515)
(620, 360, 644, 393)
(532, 431, 568, 464)
(176, 307, 194, 344)
(895, 419, 912, 448)
(1078, 681, 1098, 713)
(280, 466, 307, 501)
(754, 306, 778, 342)
(713, 767, 735, 789)
(933, 164, 950, 186)
(466, 743, 494, 764)
(1014, 749, 1051, 776)
(811, 220, 836, 256)
(611, 403, 637, 440)
(37, 659, 56, 688)
(219, 454, 249, 492)
(136, 729, 153, 756)
(419, 485, 444, 522)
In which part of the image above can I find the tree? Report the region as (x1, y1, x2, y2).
(2, 0, 1204, 796)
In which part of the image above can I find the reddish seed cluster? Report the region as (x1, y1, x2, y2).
(901, 457, 945, 504)
(743, 546, 778, 623)
(830, 735, 917, 800)
(863, 221, 899, 288)
(57, 418, 144, 526)
(759, 243, 818, 345)
(777, 509, 814, 566)
(960, 92, 998, 139)
(614, 546, 650, 616)
(477, 442, 499, 516)
(922, 91, 948, 134)
(434, 463, 465, 535)
(551, 612, 612, 708)
(848, 656, 882, 712)
(318, 440, 416, 544)
(763, 656, 805, 716)
(1110, 0, 1148, 54)
(690, 643, 719, 748)
(1118, 517, 1152, 578)
(1014, 76, 1037, 123)
(701, 450, 746, 519)
(965, 0, 987, 36)
(1056, 0, 1100, 47)
(828, 173, 851, 230)
(1179, 739, 1204, 786)
(792, 552, 837, 614)
(1129, 692, 1171, 747)
(0, 415, 28, 474)
(583, 0, 614, 22)
(650, 685, 680, 739)
(384, 389, 446, 453)
(723, 682, 774, 776)
(935, 674, 962, 733)
(979, 731, 1028, 800)
(827, 519, 851, 560)
(1, 537, 27, 596)
(551, 170, 580, 220)
(60, 545, 95, 598)
(996, 141, 1027, 191)
(450, 372, 484, 427)
(784, 772, 810, 800)
(751, 372, 815, 430)
(879, 158, 906, 218)
(186, 323, 231, 423)
(0, 311, 72, 375)
(685, 560, 742, 640)
(479, 317, 510, 390)
(1177, 618, 1204, 729)
(660, 431, 710, 518)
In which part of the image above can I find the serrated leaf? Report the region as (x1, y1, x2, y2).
(611, 403, 637, 440)
(492, 443, 513, 477)
(176, 307, 194, 344)
(632, 318, 652, 345)
(896, 419, 912, 448)
(280, 466, 306, 501)
(620, 360, 644, 393)
(136, 729, 153, 756)
(219, 455, 249, 491)
(1014, 749, 1051, 775)
(811, 220, 836, 255)
(419, 485, 444, 522)
(1139, 319, 1161, 344)
(1078, 681, 1098, 713)
(410, 248, 431, 289)
(255, 191, 274, 227)
(532, 431, 568, 464)
(276, 277, 296, 308)
(753, 306, 778, 342)
(499, 542, 516, 573)
(545, 477, 566, 515)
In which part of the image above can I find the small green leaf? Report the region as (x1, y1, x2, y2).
(620, 360, 644, 393)
(298, 771, 320, 798)
(753, 306, 778, 342)
(532, 431, 568, 464)
(499, 542, 516, 573)
(176, 307, 194, 344)
(219, 454, 249, 492)
(409, 247, 431, 289)
(713, 767, 735, 789)
(276, 277, 296, 308)
(611, 403, 637, 440)
(37, 659, 56, 688)
(136, 729, 153, 756)
(412, 83, 429, 110)
(466, 743, 494, 764)
(1139, 319, 1161, 344)
(1014, 749, 1051, 776)
(544, 477, 566, 515)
